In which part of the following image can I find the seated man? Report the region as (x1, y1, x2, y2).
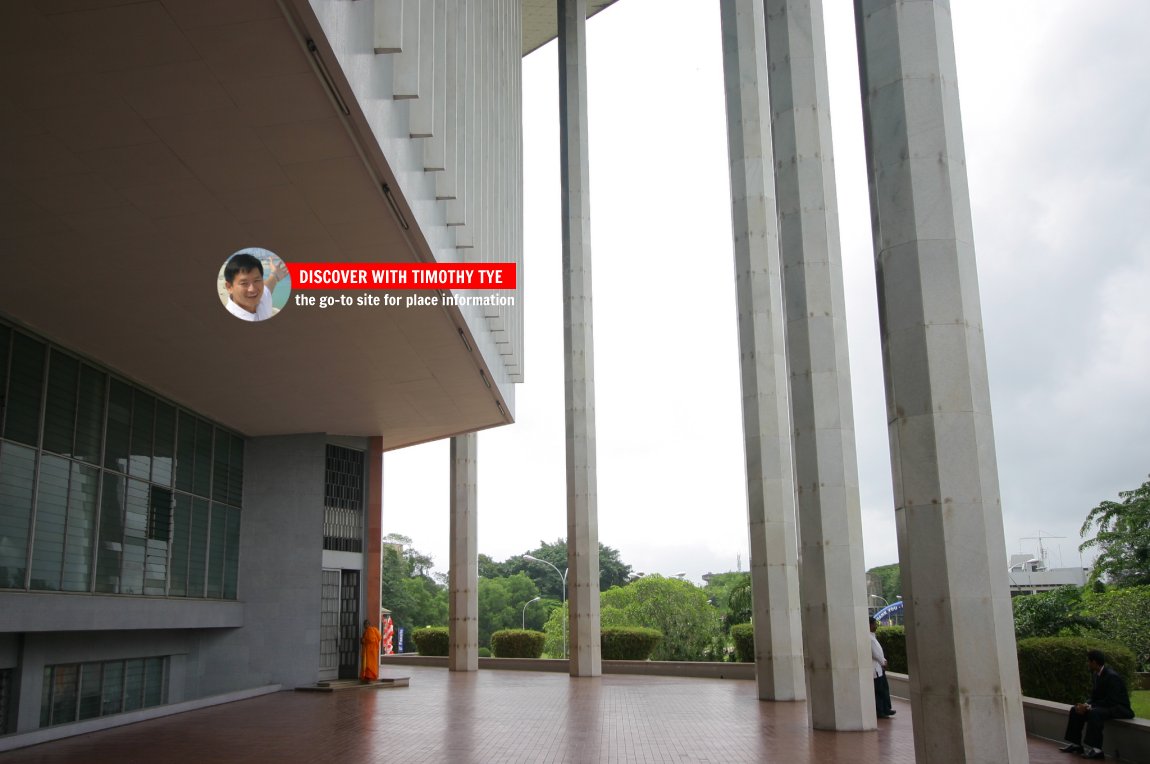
(1061, 649, 1135, 759)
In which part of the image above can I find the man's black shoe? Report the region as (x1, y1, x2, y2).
(1059, 744, 1083, 753)
(1080, 750, 1105, 760)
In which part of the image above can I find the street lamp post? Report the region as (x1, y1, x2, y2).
(522, 596, 542, 630)
(524, 554, 569, 658)
(869, 594, 890, 609)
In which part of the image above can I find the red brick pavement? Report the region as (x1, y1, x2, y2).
(0, 666, 1071, 763)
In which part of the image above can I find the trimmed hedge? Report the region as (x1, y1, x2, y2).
(491, 629, 546, 658)
(876, 626, 907, 674)
(601, 627, 662, 661)
(1017, 637, 1136, 704)
(731, 623, 754, 663)
(478, 647, 492, 658)
(411, 627, 449, 656)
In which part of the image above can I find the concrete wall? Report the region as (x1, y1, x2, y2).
(193, 433, 327, 696)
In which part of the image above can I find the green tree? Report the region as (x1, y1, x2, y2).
(504, 539, 633, 600)
(478, 553, 509, 579)
(477, 573, 543, 648)
(601, 575, 721, 661)
(1011, 586, 1093, 639)
(866, 563, 902, 605)
(381, 538, 448, 636)
(1080, 585, 1150, 671)
(702, 572, 750, 632)
(1080, 476, 1150, 587)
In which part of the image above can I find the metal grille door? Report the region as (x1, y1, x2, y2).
(338, 569, 360, 679)
(319, 570, 341, 672)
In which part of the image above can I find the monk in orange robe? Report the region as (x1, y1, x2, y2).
(360, 619, 382, 682)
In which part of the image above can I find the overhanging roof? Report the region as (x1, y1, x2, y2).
(0, 0, 509, 449)
(522, 0, 621, 56)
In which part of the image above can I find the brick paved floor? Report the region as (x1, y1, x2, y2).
(1, 667, 1071, 763)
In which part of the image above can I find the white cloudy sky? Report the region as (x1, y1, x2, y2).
(383, 1, 1150, 585)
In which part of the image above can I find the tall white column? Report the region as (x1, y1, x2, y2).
(448, 433, 478, 671)
(558, 0, 601, 679)
(855, 1, 1027, 760)
(719, 0, 805, 702)
(765, 0, 874, 730)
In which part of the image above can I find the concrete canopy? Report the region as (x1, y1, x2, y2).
(0, 0, 511, 449)
(522, 0, 620, 55)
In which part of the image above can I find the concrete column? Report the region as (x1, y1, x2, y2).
(558, 0, 601, 679)
(448, 433, 478, 671)
(719, 0, 805, 702)
(365, 436, 385, 631)
(764, 0, 873, 729)
(854, 1, 1027, 760)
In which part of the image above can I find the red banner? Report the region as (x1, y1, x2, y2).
(286, 263, 516, 290)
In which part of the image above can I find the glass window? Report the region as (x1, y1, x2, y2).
(103, 380, 131, 474)
(50, 664, 79, 726)
(206, 503, 226, 598)
(100, 660, 123, 716)
(143, 657, 165, 707)
(174, 411, 195, 493)
(0, 442, 36, 589)
(192, 419, 212, 498)
(3, 333, 45, 446)
(211, 429, 229, 504)
(144, 487, 171, 596)
(0, 326, 9, 433)
(62, 462, 98, 592)
(78, 663, 102, 720)
(120, 479, 148, 595)
(169, 494, 191, 597)
(122, 659, 144, 712)
(128, 390, 153, 480)
(152, 402, 174, 487)
(30, 454, 69, 591)
(42, 351, 78, 456)
(187, 497, 209, 597)
(73, 364, 105, 465)
(224, 505, 241, 599)
(95, 473, 125, 594)
(228, 434, 243, 507)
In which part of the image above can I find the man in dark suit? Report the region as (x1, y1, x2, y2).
(1060, 649, 1135, 759)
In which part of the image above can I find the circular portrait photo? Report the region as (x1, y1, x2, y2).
(217, 248, 292, 322)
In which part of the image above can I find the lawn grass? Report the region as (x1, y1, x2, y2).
(1133, 690, 1150, 719)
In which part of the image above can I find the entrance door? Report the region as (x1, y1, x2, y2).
(338, 569, 360, 679)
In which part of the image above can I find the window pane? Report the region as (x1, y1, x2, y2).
(50, 664, 79, 725)
(192, 419, 212, 497)
(30, 454, 69, 591)
(128, 390, 153, 480)
(120, 479, 148, 595)
(206, 503, 226, 598)
(174, 411, 195, 493)
(144, 487, 171, 595)
(0, 327, 9, 432)
(3, 333, 45, 446)
(169, 494, 190, 597)
(100, 660, 123, 715)
(104, 380, 131, 473)
(223, 505, 240, 599)
(143, 657, 165, 707)
(152, 402, 174, 487)
(42, 351, 78, 456)
(95, 473, 125, 594)
(228, 435, 243, 507)
(78, 663, 102, 720)
(0, 442, 36, 589)
(73, 364, 105, 465)
(211, 429, 229, 503)
(187, 498, 209, 597)
(62, 462, 98, 592)
(40, 667, 52, 728)
(122, 659, 144, 712)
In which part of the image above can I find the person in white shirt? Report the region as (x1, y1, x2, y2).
(870, 617, 896, 719)
(224, 252, 288, 321)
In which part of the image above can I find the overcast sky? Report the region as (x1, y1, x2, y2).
(383, 1, 1150, 587)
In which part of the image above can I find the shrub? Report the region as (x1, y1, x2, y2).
(490, 629, 546, 658)
(731, 623, 754, 663)
(411, 627, 449, 656)
(478, 647, 492, 658)
(1016, 637, 1136, 704)
(876, 626, 907, 674)
(601, 627, 662, 660)
(1080, 586, 1150, 671)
